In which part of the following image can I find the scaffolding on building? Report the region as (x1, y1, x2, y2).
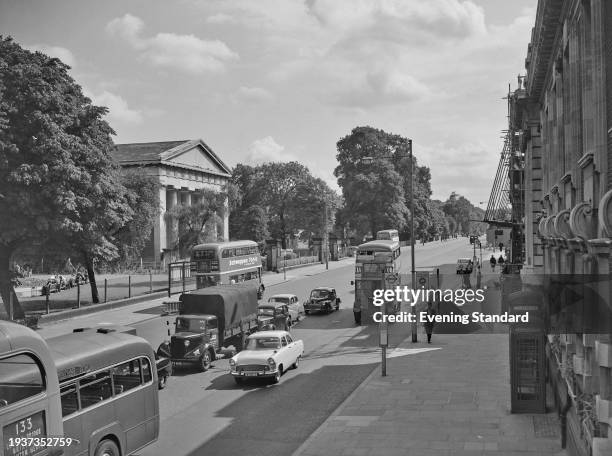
(484, 85, 526, 266)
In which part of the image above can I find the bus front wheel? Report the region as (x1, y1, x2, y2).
(94, 439, 120, 456)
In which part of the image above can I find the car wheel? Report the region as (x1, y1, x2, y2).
(199, 350, 212, 372)
(292, 356, 300, 369)
(335, 300, 340, 311)
(271, 367, 282, 384)
(234, 377, 244, 385)
(158, 374, 168, 389)
(94, 439, 120, 456)
(326, 304, 332, 314)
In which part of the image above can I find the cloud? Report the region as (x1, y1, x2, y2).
(233, 86, 274, 103)
(84, 89, 143, 125)
(331, 69, 430, 107)
(24, 44, 76, 67)
(106, 13, 238, 73)
(246, 136, 296, 163)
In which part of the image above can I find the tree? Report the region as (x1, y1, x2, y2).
(114, 169, 161, 268)
(165, 188, 227, 254)
(229, 162, 339, 248)
(0, 37, 132, 314)
(335, 126, 410, 238)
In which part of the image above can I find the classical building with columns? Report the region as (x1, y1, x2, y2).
(508, 2, 612, 455)
(111, 139, 232, 266)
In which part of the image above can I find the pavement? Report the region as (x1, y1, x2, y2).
(293, 276, 567, 456)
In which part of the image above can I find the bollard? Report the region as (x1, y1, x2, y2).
(104, 279, 107, 303)
(45, 290, 50, 314)
(128, 275, 131, 298)
(149, 271, 153, 294)
(77, 282, 81, 308)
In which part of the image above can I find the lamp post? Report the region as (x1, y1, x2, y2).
(408, 140, 417, 343)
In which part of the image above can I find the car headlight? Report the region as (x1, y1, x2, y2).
(184, 340, 190, 347)
(267, 358, 276, 368)
(229, 359, 236, 366)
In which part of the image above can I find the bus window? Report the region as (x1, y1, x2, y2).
(79, 370, 112, 407)
(112, 360, 141, 393)
(141, 358, 152, 383)
(0, 353, 45, 406)
(60, 384, 78, 417)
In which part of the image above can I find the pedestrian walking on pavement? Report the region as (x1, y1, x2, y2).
(490, 255, 497, 271)
(424, 301, 436, 344)
(498, 255, 505, 266)
(353, 303, 362, 325)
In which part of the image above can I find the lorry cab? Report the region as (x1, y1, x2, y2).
(257, 302, 290, 331)
(167, 315, 219, 372)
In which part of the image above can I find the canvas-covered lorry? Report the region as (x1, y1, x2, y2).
(158, 283, 259, 371)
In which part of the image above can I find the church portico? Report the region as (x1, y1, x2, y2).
(112, 139, 232, 267)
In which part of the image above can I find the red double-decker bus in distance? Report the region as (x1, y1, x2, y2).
(191, 240, 264, 298)
(0, 321, 63, 456)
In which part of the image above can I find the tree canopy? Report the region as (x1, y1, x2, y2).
(229, 162, 339, 247)
(0, 36, 136, 312)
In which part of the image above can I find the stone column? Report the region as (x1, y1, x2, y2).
(180, 188, 192, 206)
(166, 187, 178, 255)
(153, 186, 167, 264)
(590, 0, 607, 183)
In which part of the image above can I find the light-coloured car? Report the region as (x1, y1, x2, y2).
(267, 294, 304, 323)
(229, 330, 304, 384)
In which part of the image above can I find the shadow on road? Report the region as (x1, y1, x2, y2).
(186, 363, 376, 456)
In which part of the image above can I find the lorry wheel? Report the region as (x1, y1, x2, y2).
(335, 300, 340, 311)
(199, 351, 212, 372)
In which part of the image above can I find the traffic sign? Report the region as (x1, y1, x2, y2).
(386, 272, 400, 284)
(415, 271, 429, 288)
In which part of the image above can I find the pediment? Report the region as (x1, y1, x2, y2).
(162, 140, 230, 175)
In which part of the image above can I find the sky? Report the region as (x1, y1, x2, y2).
(0, 0, 537, 205)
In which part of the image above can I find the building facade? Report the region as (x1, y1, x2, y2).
(510, 1, 612, 455)
(112, 140, 232, 267)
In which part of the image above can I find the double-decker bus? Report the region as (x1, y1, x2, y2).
(47, 329, 159, 456)
(353, 240, 402, 322)
(191, 240, 264, 297)
(0, 321, 63, 456)
(376, 229, 400, 243)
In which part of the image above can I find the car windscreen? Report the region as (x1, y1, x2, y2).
(175, 317, 207, 332)
(310, 290, 329, 299)
(245, 337, 281, 350)
(268, 297, 289, 304)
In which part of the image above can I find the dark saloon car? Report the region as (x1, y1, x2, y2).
(304, 287, 340, 314)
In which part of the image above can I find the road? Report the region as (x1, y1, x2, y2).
(125, 237, 483, 456)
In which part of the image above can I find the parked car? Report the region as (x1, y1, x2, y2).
(229, 330, 304, 384)
(304, 287, 340, 314)
(267, 294, 303, 323)
(456, 258, 474, 274)
(43, 276, 61, 294)
(257, 302, 291, 331)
